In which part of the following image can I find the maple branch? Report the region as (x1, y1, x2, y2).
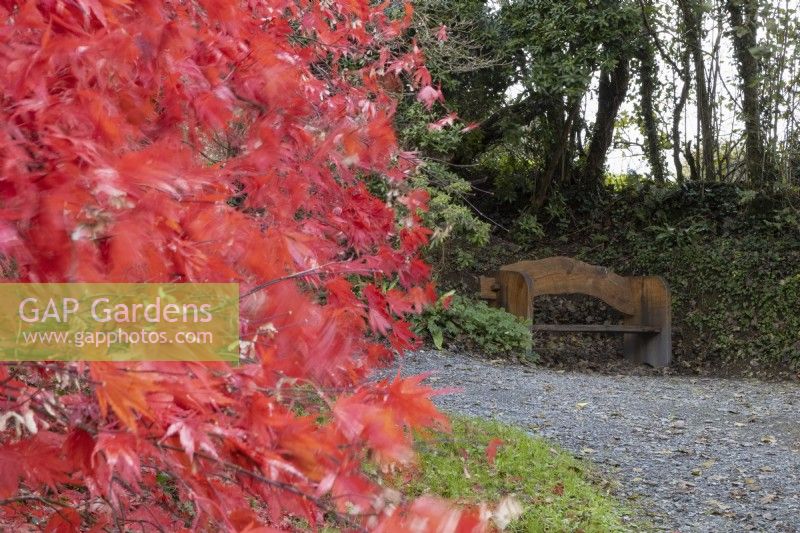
(422, 156, 483, 168)
(222, 50, 252, 83)
(0, 1, 460, 528)
(239, 261, 348, 300)
(456, 192, 510, 232)
(0, 494, 83, 533)
(0, 494, 73, 508)
(0, 374, 19, 389)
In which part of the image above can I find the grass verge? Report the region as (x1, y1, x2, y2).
(405, 416, 636, 532)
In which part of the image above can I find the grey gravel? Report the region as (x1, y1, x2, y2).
(391, 350, 800, 532)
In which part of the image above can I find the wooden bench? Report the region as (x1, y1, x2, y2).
(479, 256, 672, 367)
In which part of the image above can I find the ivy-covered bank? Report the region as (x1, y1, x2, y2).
(424, 183, 800, 376)
(589, 220, 800, 372)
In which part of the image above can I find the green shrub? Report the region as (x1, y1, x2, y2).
(412, 293, 533, 357)
(411, 162, 491, 269)
(511, 213, 545, 243)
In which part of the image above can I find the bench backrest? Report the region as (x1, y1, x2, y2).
(500, 256, 636, 316)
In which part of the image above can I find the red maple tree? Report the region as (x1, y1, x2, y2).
(0, 1, 487, 530)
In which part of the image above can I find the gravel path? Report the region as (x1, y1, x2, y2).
(393, 350, 800, 532)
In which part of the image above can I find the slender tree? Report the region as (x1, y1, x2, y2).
(726, 0, 773, 187)
(678, 0, 717, 181)
(636, 33, 667, 183)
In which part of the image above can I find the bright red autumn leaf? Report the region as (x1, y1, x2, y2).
(429, 112, 460, 131)
(436, 24, 449, 42)
(418, 84, 445, 109)
(486, 438, 505, 466)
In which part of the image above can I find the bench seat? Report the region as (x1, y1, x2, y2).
(531, 324, 661, 334)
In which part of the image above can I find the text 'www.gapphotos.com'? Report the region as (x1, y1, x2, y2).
(21, 329, 215, 348)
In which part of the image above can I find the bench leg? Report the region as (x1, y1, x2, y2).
(623, 276, 672, 367)
(498, 269, 535, 357)
(498, 269, 534, 322)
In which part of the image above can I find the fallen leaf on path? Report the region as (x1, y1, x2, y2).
(730, 488, 746, 500)
(745, 478, 762, 491)
(760, 493, 778, 504)
(706, 499, 734, 517)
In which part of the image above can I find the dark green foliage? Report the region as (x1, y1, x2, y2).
(412, 294, 533, 357)
(413, 163, 491, 269)
(511, 213, 545, 243)
(410, 0, 511, 120)
(501, 0, 638, 98)
(475, 144, 539, 204)
(409, 0, 642, 211)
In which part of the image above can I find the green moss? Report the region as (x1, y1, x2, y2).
(405, 416, 637, 532)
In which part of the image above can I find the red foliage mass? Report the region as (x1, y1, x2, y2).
(0, 0, 487, 530)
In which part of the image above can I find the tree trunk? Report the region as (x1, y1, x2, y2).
(582, 56, 631, 190)
(678, 0, 716, 182)
(726, 0, 772, 188)
(637, 38, 665, 183)
(685, 140, 700, 181)
(672, 49, 691, 184)
(532, 97, 581, 210)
